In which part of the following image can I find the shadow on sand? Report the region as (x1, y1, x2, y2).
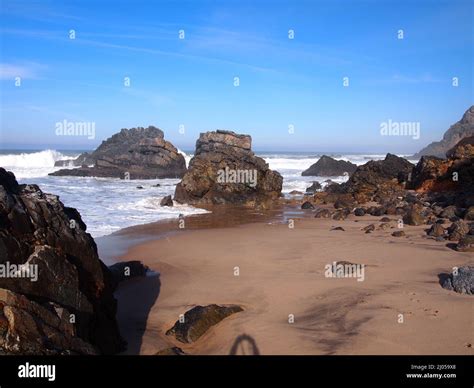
(114, 273, 161, 354)
(229, 334, 260, 355)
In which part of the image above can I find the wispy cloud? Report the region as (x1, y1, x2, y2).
(0, 62, 46, 80)
(366, 73, 444, 85)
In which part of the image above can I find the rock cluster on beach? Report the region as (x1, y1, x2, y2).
(51, 126, 186, 179)
(298, 110, 474, 268)
(0, 168, 124, 354)
(301, 155, 357, 176)
(174, 130, 283, 205)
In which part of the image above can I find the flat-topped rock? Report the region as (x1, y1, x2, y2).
(174, 130, 282, 205)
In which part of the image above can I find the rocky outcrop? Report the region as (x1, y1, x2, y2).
(160, 195, 173, 207)
(174, 130, 282, 205)
(339, 153, 414, 203)
(51, 126, 186, 179)
(0, 168, 124, 354)
(414, 106, 474, 158)
(409, 136, 474, 207)
(165, 304, 243, 343)
(440, 266, 474, 295)
(301, 155, 357, 177)
(305, 182, 322, 194)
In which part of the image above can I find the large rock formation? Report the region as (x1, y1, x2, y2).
(414, 106, 474, 158)
(174, 130, 283, 205)
(51, 126, 186, 179)
(0, 168, 124, 354)
(301, 155, 357, 176)
(338, 153, 414, 203)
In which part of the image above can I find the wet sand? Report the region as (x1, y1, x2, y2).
(103, 206, 474, 355)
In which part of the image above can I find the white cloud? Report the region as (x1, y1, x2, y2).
(0, 63, 45, 80)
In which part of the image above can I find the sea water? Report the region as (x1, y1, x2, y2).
(0, 149, 416, 238)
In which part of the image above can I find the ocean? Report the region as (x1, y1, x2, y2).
(0, 149, 417, 238)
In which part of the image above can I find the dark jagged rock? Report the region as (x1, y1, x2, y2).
(301, 155, 357, 176)
(447, 220, 469, 241)
(440, 205, 462, 220)
(427, 223, 446, 238)
(403, 206, 426, 226)
(314, 208, 332, 218)
(0, 168, 124, 354)
(174, 130, 282, 205)
(464, 206, 474, 221)
(363, 224, 376, 233)
(305, 181, 322, 194)
(367, 206, 386, 217)
(108, 261, 149, 289)
(340, 154, 413, 203)
(440, 266, 474, 295)
(301, 201, 315, 209)
(160, 195, 173, 207)
(409, 136, 474, 205)
(456, 235, 474, 252)
(165, 304, 243, 343)
(51, 126, 186, 179)
(332, 209, 350, 220)
(354, 208, 366, 216)
(334, 197, 356, 210)
(392, 230, 406, 237)
(414, 106, 474, 158)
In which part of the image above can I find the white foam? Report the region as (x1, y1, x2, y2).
(0, 150, 78, 179)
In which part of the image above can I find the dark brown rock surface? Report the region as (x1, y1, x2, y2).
(0, 168, 124, 354)
(51, 126, 186, 179)
(174, 130, 282, 205)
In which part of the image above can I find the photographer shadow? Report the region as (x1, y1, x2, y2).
(229, 334, 260, 355)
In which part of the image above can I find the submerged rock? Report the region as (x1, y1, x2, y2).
(166, 304, 243, 343)
(160, 195, 173, 207)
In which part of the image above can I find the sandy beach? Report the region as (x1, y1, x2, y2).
(105, 208, 474, 355)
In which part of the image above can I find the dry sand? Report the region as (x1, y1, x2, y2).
(109, 211, 473, 355)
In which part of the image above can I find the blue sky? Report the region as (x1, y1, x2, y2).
(0, 0, 472, 152)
